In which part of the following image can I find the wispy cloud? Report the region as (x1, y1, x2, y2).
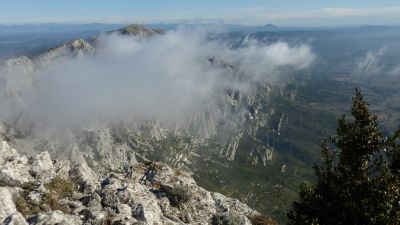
(0, 28, 314, 128)
(321, 7, 400, 17)
(224, 7, 400, 26)
(353, 45, 400, 78)
(354, 48, 386, 76)
(2, 7, 400, 26)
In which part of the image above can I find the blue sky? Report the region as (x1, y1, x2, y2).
(1, 0, 400, 26)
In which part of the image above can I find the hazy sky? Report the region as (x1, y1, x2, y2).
(1, 0, 400, 26)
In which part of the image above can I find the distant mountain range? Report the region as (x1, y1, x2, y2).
(146, 23, 283, 32)
(2, 22, 400, 35)
(0, 23, 126, 34)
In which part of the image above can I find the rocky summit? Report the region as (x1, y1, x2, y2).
(109, 24, 164, 37)
(0, 139, 276, 225)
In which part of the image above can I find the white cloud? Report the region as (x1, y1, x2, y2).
(355, 48, 386, 76)
(0, 28, 315, 130)
(354, 46, 400, 78)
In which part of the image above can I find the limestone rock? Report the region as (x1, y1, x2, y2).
(29, 151, 56, 182)
(32, 211, 82, 225)
(0, 187, 18, 223)
(212, 192, 257, 216)
(3, 212, 28, 225)
(0, 155, 34, 186)
(0, 141, 19, 166)
(69, 162, 99, 194)
(53, 160, 71, 180)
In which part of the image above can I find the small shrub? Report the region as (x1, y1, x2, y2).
(174, 169, 184, 177)
(248, 214, 279, 225)
(211, 214, 244, 225)
(43, 177, 76, 213)
(15, 177, 76, 216)
(42, 192, 71, 213)
(44, 177, 75, 199)
(102, 213, 116, 225)
(13, 193, 41, 217)
(20, 181, 39, 191)
(14, 195, 29, 216)
(211, 214, 232, 225)
(165, 185, 190, 207)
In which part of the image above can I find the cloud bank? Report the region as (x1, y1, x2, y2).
(0, 28, 315, 131)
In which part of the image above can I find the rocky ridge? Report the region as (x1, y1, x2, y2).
(1, 24, 160, 71)
(0, 139, 276, 225)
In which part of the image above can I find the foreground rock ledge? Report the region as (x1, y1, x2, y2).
(0, 140, 273, 225)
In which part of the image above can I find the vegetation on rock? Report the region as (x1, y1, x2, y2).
(164, 184, 191, 207)
(249, 214, 279, 225)
(14, 177, 76, 217)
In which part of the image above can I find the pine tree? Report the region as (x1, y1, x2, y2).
(287, 89, 400, 225)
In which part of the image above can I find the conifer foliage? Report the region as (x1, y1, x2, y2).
(288, 89, 400, 225)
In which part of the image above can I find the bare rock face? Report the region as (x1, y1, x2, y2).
(65, 39, 95, 55)
(0, 141, 19, 166)
(31, 211, 81, 225)
(53, 160, 71, 180)
(0, 140, 265, 225)
(0, 153, 34, 186)
(0, 187, 28, 224)
(0, 187, 18, 222)
(69, 162, 99, 194)
(80, 123, 138, 172)
(3, 212, 28, 225)
(29, 151, 56, 182)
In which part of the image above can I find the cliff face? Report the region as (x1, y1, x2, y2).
(0, 139, 265, 225)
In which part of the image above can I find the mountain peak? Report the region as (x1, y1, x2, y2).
(65, 39, 93, 51)
(111, 24, 164, 37)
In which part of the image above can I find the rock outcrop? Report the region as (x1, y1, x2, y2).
(0, 140, 266, 225)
